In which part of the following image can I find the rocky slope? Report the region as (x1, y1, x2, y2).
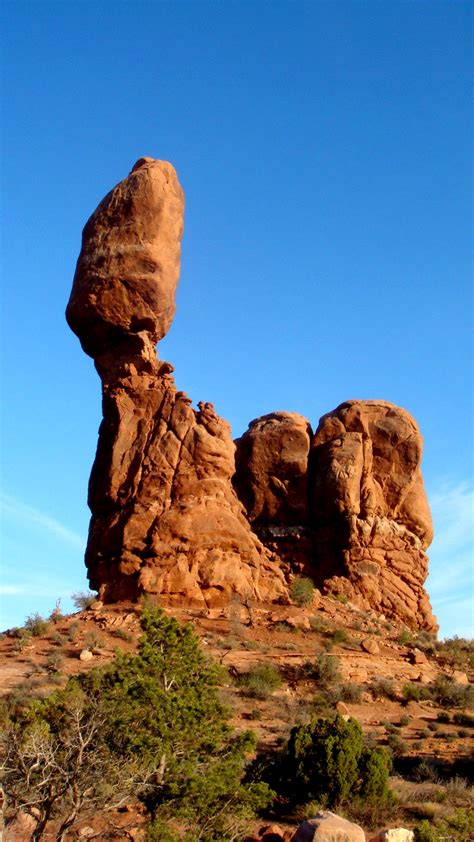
(66, 157, 436, 630)
(1, 598, 472, 840)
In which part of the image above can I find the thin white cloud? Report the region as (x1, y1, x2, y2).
(427, 479, 474, 639)
(0, 585, 25, 595)
(0, 494, 85, 550)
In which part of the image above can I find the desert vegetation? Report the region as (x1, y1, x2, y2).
(1, 598, 473, 840)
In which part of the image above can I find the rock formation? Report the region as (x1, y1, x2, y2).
(234, 401, 437, 630)
(310, 400, 436, 631)
(66, 158, 286, 606)
(67, 157, 437, 630)
(233, 413, 314, 574)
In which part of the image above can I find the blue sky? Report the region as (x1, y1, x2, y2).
(1, 1, 472, 637)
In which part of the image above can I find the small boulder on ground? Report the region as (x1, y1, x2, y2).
(361, 638, 380, 655)
(370, 830, 414, 842)
(4, 811, 37, 842)
(452, 670, 469, 685)
(408, 648, 427, 665)
(79, 649, 94, 661)
(259, 824, 287, 840)
(292, 811, 365, 841)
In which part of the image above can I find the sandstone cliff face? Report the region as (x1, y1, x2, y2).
(310, 400, 436, 631)
(233, 412, 314, 575)
(233, 401, 437, 630)
(67, 158, 286, 606)
(67, 158, 437, 630)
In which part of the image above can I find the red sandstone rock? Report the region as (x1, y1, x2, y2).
(310, 400, 437, 631)
(234, 412, 313, 575)
(67, 157, 184, 361)
(234, 412, 312, 524)
(67, 161, 437, 629)
(292, 811, 365, 841)
(67, 159, 287, 606)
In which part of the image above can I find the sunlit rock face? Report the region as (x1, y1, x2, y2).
(67, 158, 287, 606)
(67, 159, 436, 630)
(233, 412, 315, 577)
(234, 401, 437, 631)
(309, 400, 437, 631)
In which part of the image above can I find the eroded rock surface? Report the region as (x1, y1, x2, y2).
(292, 811, 366, 842)
(233, 401, 436, 630)
(67, 159, 436, 629)
(67, 158, 286, 606)
(311, 400, 437, 631)
(234, 412, 314, 574)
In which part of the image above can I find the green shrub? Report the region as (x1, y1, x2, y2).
(67, 621, 80, 642)
(114, 628, 133, 643)
(414, 820, 438, 842)
(339, 682, 362, 703)
(290, 576, 315, 607)
(24, 612, 49, 637)
(48, 600, 64, 624)
(46, 651, 64, 673)
(431, 675, 474, 709)
(329, 628, 349, 645)
(2, 606, 272, 841)
(11, 628, 33, 652)
(412, 759, 439, 783)
(398, 628, 414, 646)
(445, 776, 470, 798)
(238, 664, 282, 699)
(402, 683, 431, 704)
(311, 653, 341, 688)
(147, 820, 183, 841)
(453, 711, 474, 727)
(415, 809, 474, 842)
(242, 639, 260, 651)
(369, 677, 398, 701)
(282, 714, 392, 809)
(436, 711, 450, 723)
(436, 636, 474, 671)
(312, 692, 331, 710)
(72, 590, 98, 610)
(309, 615, 328, 633)
(386, 733, 408, 756)
(84, 631, 103, 650)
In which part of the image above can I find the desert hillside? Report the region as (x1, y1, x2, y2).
(1, 591, 472, 840)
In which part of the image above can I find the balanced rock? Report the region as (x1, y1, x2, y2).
(67, 157, 184, 362)
(67, 159, 437, 628)
(292, 811, 365, 841)
(67, 158, 286, 606)
(311, 400, 437, 631)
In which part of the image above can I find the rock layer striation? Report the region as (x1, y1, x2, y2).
(68, 158, 437, 629)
